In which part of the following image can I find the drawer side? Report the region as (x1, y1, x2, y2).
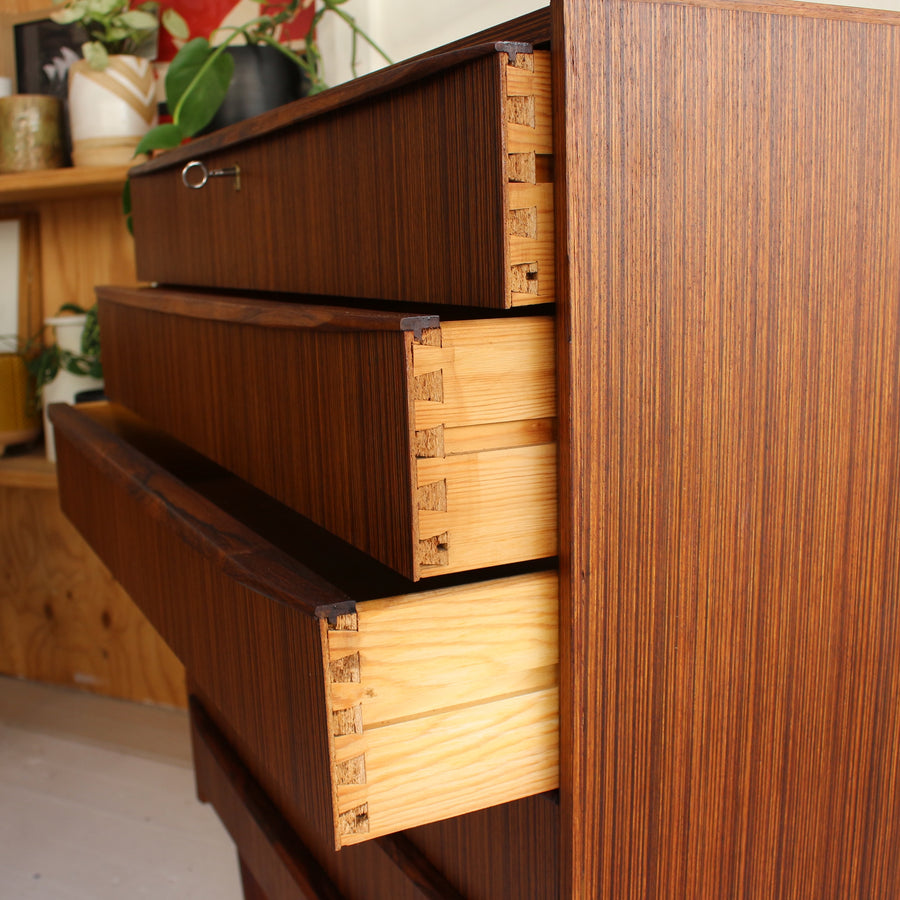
(411, 318, 559, 577)
(504, 51, 555, 307)
(323, 572, 560, 847)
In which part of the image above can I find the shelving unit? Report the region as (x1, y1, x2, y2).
(0, 163, 187, 709)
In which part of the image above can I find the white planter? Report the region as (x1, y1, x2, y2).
(67, 55, 157, 167)
(42, 315, 103, 462)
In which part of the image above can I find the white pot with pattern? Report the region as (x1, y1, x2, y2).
(67, 54, 157, 166)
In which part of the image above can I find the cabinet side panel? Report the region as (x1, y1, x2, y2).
(555, 1, 900, 897)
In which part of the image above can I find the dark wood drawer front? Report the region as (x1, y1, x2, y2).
(97, 287, 558, 581)
(129, 47, 552, 311)
(51, 402, 558, 850)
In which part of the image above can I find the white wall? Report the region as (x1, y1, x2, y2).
(317, 0, 900, 87)
(318, 0, 545, 87)
(0, 219, 20, 353)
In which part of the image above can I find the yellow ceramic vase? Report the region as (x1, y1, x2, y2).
(0, 353, 40, 454)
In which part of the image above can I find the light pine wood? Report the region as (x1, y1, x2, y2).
(323, 572, 559, 847)
(416, 444, 558, 575)
(411, 316, 557, 576)
(504, 51, 555, 306)
(505, 53, 553, 156)
(412, 318, 556, 433)
(0, 166, 131, 205)
(439, 417, 556, 456)
(38, 194, 136, 320)
(0, 485, 187, 706)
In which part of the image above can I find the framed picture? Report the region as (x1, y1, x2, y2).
(13, 17, 86, 101)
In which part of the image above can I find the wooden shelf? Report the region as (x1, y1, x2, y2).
(0, 446, 56, 489)
(0, 166, 130, 206)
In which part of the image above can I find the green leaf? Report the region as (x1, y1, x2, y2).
(58, 303, 88, 315)
(164, 37, 210, 109)
(166, 38, 234, 136)
(133, 122, 184, 156)
(89, 0, 122, 16)
(50, 4, 87, 25)
(161, 7, 189, 40)
(117, 9, 158, 31)
(122, 177, 132, 217)
(81, 41, 109, 70)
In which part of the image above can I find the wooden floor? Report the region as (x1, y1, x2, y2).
(0, 676, 242, 899)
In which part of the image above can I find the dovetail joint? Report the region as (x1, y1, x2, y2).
(338, 804, 370, 837)
(413, 369, 444, 402)
(418, 531, 450, 567)
(413, 424, 445, 459)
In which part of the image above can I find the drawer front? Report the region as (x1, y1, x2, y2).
(97, 287, 558, 580)
(129, 49, 552, 311)
(51, 402, 559, 850)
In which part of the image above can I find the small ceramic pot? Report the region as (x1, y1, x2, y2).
(68, 55, 157, 166)
(42, 315, 104, 462)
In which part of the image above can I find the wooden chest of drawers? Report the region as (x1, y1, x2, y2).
(52, 1, 900, 897)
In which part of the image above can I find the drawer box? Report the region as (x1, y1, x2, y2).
(96, 286, 558, 580)
(51, 402, 559, 849)
(128, 47, 552, 310)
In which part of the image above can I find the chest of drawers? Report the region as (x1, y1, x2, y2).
(52, 1, 900, 898)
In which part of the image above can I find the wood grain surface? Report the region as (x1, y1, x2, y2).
(37, 194, 136, 320)
(0, 484, 186, 707)
(406, 794, 559, 900)
(130, 52, 523, 309)
(97, 292, 421, 578)
(554, 0, 900, 897)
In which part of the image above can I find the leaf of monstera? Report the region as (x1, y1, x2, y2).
(165, 38, 235, 137)
(133, 122, 184, 156)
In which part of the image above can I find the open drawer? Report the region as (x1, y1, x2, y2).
(51, 402, 558, 850)
(128, 46, 552, 310)
(96, 286, 558, 581)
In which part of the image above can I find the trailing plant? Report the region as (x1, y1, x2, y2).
(51, 0, 188, 71)
(24, 304, 102, 412)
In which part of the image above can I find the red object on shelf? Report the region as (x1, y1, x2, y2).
(155, 0, 316, 64)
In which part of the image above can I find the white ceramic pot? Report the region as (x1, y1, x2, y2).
(42, 314, 104, 462)
(67, 55, 157, 166)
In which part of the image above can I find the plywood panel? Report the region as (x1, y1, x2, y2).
(0, 485, 186, 706)
(38, 194, 136, 321)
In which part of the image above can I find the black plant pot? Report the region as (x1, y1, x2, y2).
(203, 45, 311, 133)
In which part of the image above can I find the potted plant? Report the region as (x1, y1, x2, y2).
(25, 303, 104, 461)
(51, 0, 188, 165)
(134, 0, 390, 156)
